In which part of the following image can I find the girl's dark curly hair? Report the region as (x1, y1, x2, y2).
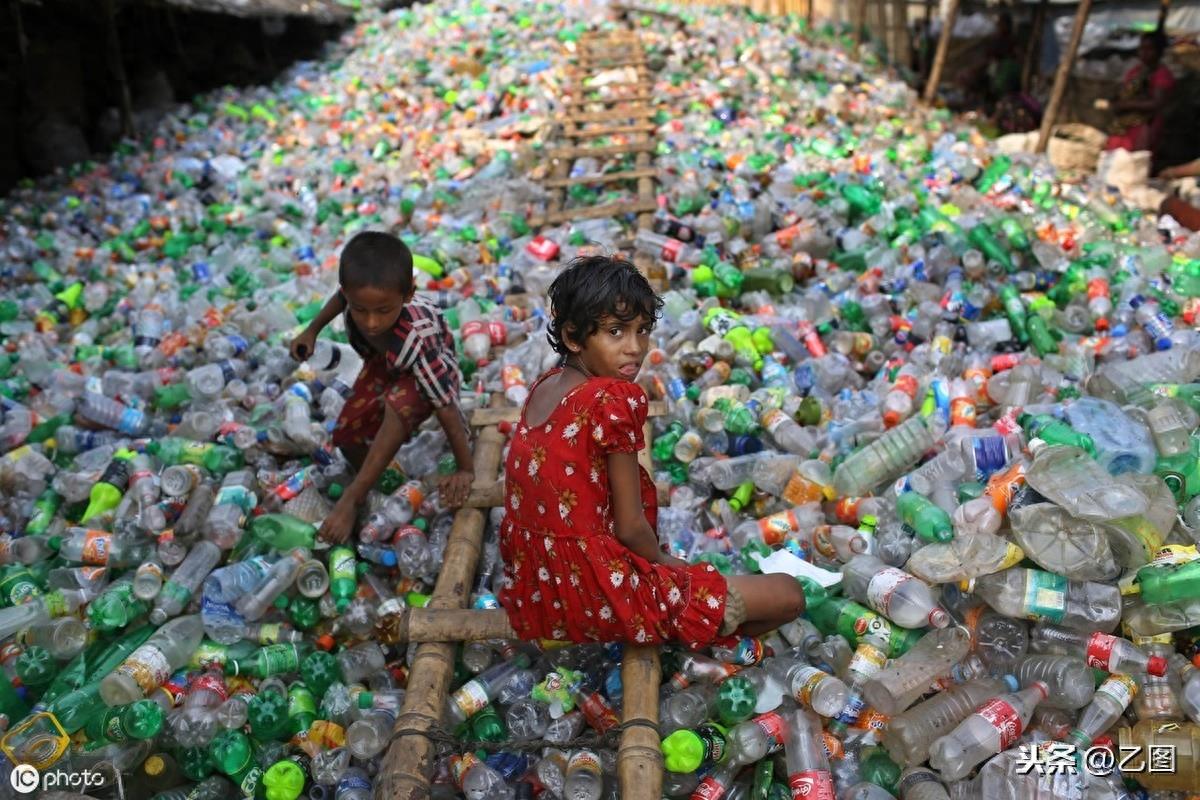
(545, 255, 663, 356)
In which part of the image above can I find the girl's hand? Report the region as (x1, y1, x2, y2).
(657, 553, 690, 570)
(439, 469, 474, 510)
(318, 497, 358, 544)
(290, 329, 318, 362)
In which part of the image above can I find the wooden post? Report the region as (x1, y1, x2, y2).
(1035, 0, 1093, 153)
(807, 0, 815, 30)
(376, 608, 517, 645)
(102, 0, 135, 138)
(375, 423, 506, 800)
(891, 0, 908, 71)
(618, 647, 663, 800)
(876, 0, 891, 63)
(922, 0, 960, 104)
(853, 0, 867, 46)
(1022, 0, 1048, 93)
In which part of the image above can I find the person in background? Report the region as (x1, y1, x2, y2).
(1106, 30, 1176, 160)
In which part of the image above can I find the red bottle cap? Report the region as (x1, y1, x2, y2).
(1147, 655, 1168, 677)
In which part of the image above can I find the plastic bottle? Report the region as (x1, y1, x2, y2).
(881, 676, 1017, 767)
(862, 627, 972, 715)
(1028, 620, 1166, 676)
(841, 555, 949, 629)
(783, 709, 836, 800)
(833, 414, 944, 497)
(928, 681, 1047, 781)
(963, 567, 1121, 632)
(1066, 673, 1139, 748)
(1011, 655, 1096, 710)
(152, 541, 222, 624)
(101, 615, 205, 706)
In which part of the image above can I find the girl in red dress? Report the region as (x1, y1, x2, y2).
(497, 255, 806, 651)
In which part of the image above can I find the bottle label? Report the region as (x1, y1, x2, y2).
(834, 692, 866, 727)
(257, 623, 283, 645)
(450, 753, 482, 787)
(756, 510, 799, 547)
(215, 484, 257, 512)
(976, 697, 1022, 749)
(1084, 632, 1117, 671)
(452, 680, 490, 719)
(486, 321, 508, 346)
(192, 672, 230, 702)
(82, 530, 112, 565)
(239, 766, 262, 797)
(461, 320, 487, 340)
(866, 567, 911, 616)
(104, 711, 131, 743)
(837, 604, 894, 654)
(329, 549, 356, 582)
(661, 239, 682, 262)
(257, 644, 302, 676)
(693, 776, 725, 800)
(788, 769, 835, 800)
(968, 435, 1009, 480)
(848, 643, 887, 677)
(116, 644, 172, 695)
(118, 406, 145, 435)
(791, 666, 829, 708)
(1023, 571, 1068, 623)
(1096, 673, 1137, 708)
(897, 769, 939, 795)
(501, 364, 524, 392)
(566, 750, 602, 776)
(753, 712, 786, 752)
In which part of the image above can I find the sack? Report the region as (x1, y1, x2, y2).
(1046, 123, 1107, 173)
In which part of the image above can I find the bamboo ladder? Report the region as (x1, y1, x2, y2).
(376, 13, 683, 800)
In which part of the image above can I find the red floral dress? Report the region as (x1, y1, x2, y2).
(497, 370, 729, 651)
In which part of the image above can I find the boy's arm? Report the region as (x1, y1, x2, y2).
(435, 405, 474, 508)
(319, 402, 407, 543)
(306, 291, 346, 335)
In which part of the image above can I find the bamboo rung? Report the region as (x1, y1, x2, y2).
(376, 607, 517, 645)
(464, 480, 504, 509)
(541, 167, 661, 188)
(565, 122, 659, 138)
(563, 107, 655, 123)
(565, 92, 655, 106)
(548, 141, 656, 160)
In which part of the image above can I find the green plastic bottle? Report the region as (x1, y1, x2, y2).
(1019, 413, 1096, 455)
(469, 704, 506, 742)
(806, 595, 923, 658)
(249, 687, 290, 741)
(250, 514, 317, 550)
(153, 383, 192, 411)
(227, 643, 311, 680)
(208, 729, 263, 796)
(896, 491, 954, 543)
(23, 489, 62, 536)
(715, 676, 757, 725)
(39, 624, 155, 707)
(287, 683, 317, 737)
(997, 285, 1030, 344)
(88, 579, 150, 632)
(328, 547, 357, 613)
(1136, 559, 1200, 605)
(85, 699, 165, 743)
(146, 437, 244, 475)
(300, 651, 341, 699)
(1155, 435, 1200, 502)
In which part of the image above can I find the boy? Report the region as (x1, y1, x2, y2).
(291, 231, 473, 543)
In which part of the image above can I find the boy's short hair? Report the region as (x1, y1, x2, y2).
(339, 231, 414, 294)
(546, 255, 663, 356)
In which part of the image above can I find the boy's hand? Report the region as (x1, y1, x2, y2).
(290, 329, 318, 362)
(439, 470, 474, 509)
(318, 497, 357, 544)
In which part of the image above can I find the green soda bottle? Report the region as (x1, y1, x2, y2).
(896, 491, 954, 543)
(661, 723, 728, 773)
(85, 699, 165, 743)
(262, 758, 306, 800)
(81, 449, 134, 522)
(300, 651, 341, 699)
(249, 686, 290, 740)
(287, 683, 317, 737)
(228, 643, 311, 679)
(24, 489, 62, 535)
(715, 676, 756, 725)
(250, 515, 317, 550)
(14, 645, 54, 692)
(1026, 314, 1062, 357)
(806, 595, 923, 658)
(153, 383, 192, 410)
(208, 729, 262, 796)
(1155, 435, 1200, 502)
(1019, 413, 1096, 455)
(1136, 559, 1200, 605)
(328, 547, 357, 613)
(39, 624, 155, 707)
(88, 578, 150, 632)
(146, 437, 244, 475)
(652, 422, 686, 463)
(287, 595, 320, 630)
(841, 184, 881, 219)
(976, 155, 1012, 193)
(967, 223, 1014, 273)
(469, 704, 506, 741)
(997, 285, 1030, 344)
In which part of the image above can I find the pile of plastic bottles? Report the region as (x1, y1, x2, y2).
(4, 0, 1200, 798)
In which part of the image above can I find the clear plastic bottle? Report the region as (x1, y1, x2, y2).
(833, 414, 945, 497)
(151, 540, 221, 624)
(172, 670, 227, 747)
(1066, 673, 1138, 748)
(1029, 620, 1167, 676)
(1172, 651, 1200, 723)
(928, 681, 1047, 781)
(1012, 655, 1096, 710)
(882, 676, 1016, 767)
(724, 710, 787, 767)
(346, 708, 395, 760)
(896, 767, 950, 800)
(841, 554, 949, 629)
(203, 554, 275, 605)
(964, 567, 1121, 633)
(764, 655, 850, 717)
(862, 626, 972, 716)
(563, 749, 604, 800)
(783, 709, 836, 800)
(101, 615, 205, 706)
(1131, 637, 1182, 721)
(336, 641, 387, 685)
(234, 548, 309, 621)
(133, 559, 165, 601)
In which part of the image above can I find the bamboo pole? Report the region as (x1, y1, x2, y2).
(891, 0, 908, 71)
(1035, 0, 1093, 153)
(853, 0, 867, 46)
(102, 0, 135, 137)
(617, 647, 663, 800)
(922, 0, 960, 104)
(1022, 0, 1048, 93)
(873, 0, 890, 64)
(377, 608, 517, 645)
(376, 422, 506, 800)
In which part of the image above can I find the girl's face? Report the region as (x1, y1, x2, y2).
(569, 312, 652, 381)
(343, 284, 411, 338)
